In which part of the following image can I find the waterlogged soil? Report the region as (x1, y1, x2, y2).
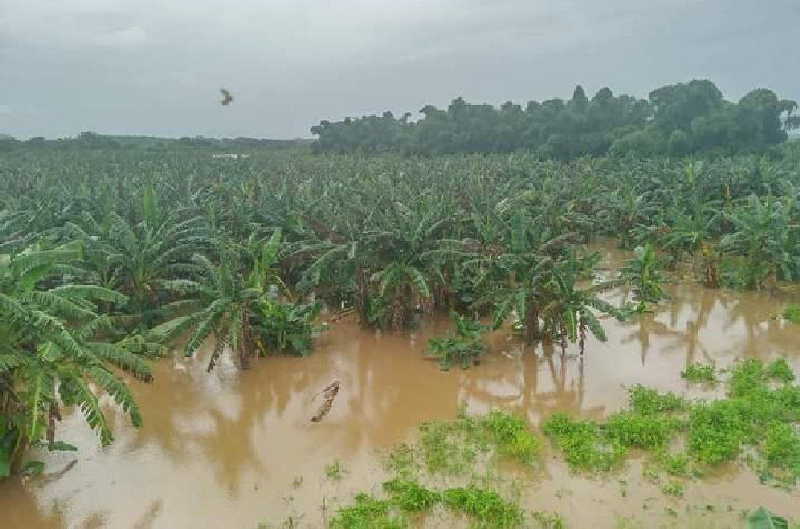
(3, 245, 800, 529)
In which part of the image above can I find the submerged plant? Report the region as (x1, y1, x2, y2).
(620, 243, 667, 304)
(746, 507, 790, 529)
(382, 479, 440, 512)
(783, 305, 800, 324)
(416, 410, 539, 474)
(325, 459, 347, 480)
(329, 493, 405, 529)
(681, 363, 717, 383)
(542, 413, 626, 471)
(426, 312, 486, 370)
(0, 241, 153, 475)
(441, 486, 524, 529)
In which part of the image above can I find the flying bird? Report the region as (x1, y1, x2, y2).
(220, 88, 233, 106)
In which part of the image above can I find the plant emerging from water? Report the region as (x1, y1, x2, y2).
(543, 360, 800, 488)
(620, 243, 667, 306)
(784, 305, 800, 324)
(416, 410, 540, 474)
(426, 312, 487, 370)
(682, 363, 718, 383)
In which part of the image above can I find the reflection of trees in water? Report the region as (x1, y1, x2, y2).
(620, 284, 728, 367)
(117, 340, 334, 495)
(722, 290, 800, 358)
(456, 338, 604, 424)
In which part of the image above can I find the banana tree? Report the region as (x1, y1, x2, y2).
(539, 251, 625, 355)
(0, 241, 152, 476)
(721, 194, 800, 289)
(151, 232, 318, 370)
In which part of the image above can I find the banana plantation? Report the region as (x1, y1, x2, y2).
(3, 143, 800, 526)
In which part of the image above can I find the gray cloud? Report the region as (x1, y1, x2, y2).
(1, 0, 798, 138)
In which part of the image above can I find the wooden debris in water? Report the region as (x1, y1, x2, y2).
(310, 380, 340, 422)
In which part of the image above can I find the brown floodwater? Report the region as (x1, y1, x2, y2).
(3, 244, 800, 529)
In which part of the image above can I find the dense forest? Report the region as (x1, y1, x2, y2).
(311, 80, 799, 157)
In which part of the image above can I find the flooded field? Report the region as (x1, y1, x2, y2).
(3, 247, 800, 529)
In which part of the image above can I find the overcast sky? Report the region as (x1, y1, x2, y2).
(1, 0, 798, 139)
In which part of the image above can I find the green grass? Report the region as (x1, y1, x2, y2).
(627, 384, 686, 415)
(442, 486, 524, 529)
(417, 410, 539, 474)
(783, 304, 800, 324)
(382, 479, 440, 512)
(661, 480, 685, 497)
(687, 399, 750, 465)
(605, 411, 682, 450)
(333, 480, 526, 529)
(543, 359, 800, 484)
(384, 443, 417, 479)
(766, 358, 796, 383)
(682, 363, 717, 383)
(542, 413, 626, 471)
(480, 410, 540, 463)
(329, 493, 406, 529)
(418, 417, 481, 474)
(762, 422, 800, 484)
(655, 450, 693, 477)
(344, 359, 800, 529)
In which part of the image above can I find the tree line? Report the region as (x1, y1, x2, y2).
(311, 80, 799, 158)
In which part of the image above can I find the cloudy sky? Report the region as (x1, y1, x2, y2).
(1, 0, 798, 139)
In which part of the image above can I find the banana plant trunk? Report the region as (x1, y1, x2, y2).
(355, 266, 369, 326)
(524, 303, 540, 345)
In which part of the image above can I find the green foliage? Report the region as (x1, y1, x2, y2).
(721, 194, 800, 288)
(417, 410, 539, 474)
(426, 312, 486, 370)
(763, 423, 800, 483)
(542, 413, 626, 471)
(441, 486, 524, 529)
(480, 410, 540, 464)
(311, 80, 797, 157)
(620, 243, 666, 303)
(418, 417, 480, 475)
(766, 358, 795, 383)
(746, 507, 789, 529)
(329, 493, 406, 529)
(6, 124, 800, 485)
(605, 411, 682, 450)
(544, 394, 682, 471)
(688, 399, 753, 465)
(682, 363, 718, 383)
(0, 242, 152, 475)
(152, 241, 319, 370)
(783, 305, 800, 324)
(333, 480, 525, 529)
(627, 384, 687, 415)
(254, 300, 320, 357)
(660, 480, 685, 497)
(384, 444, 417, 479)
(655, 451, 693, 477)
(542, 360, 800, 481)
(686, 359, 800, 469)
(382, 479, 440, 512)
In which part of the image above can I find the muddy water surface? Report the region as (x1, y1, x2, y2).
(3, 246, 800, 529)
